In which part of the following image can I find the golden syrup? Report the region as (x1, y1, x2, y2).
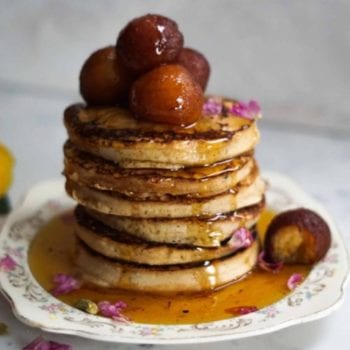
(88, 103, 250, 134)
(28, 209, 311, 325)
(157, 155, 251, 180)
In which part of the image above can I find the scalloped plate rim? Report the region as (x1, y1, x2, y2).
(1, 287, 348, 345)
(0, 171, 349, 345)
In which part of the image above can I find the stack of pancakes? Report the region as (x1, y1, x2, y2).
(63, 97, 265, 293)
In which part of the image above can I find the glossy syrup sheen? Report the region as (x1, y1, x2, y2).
(28, 210, 311, 324)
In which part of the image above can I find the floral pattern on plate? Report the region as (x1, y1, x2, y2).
(0, 173, 349, 344)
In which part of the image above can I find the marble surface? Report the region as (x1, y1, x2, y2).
(0, 93, 349, 349)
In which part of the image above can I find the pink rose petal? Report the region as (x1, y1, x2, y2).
(247, 100, 261, 114)
(47, 341, 73, 350)
(51, 273, 81, 296)
(23, 336, 72, 350)
(225, 306, 258, 315)
(287, 273, 304, 291)
(203, 97, 223, 115)
(230, 99, 261, 120)
(0, 254, 17, 272)
(98, 300, 129, 322)
(258, 251, 284, 273)
(228, 227, 254, 250)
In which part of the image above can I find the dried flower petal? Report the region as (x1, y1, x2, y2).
(47, 341, 73, 350)
(98, 300, 129, 322)
(229, 99, 261, 120)
(0, 254, 17, 272)
(74, 299, 98, 315)
(203, 97, 223, 115)
(247, 100, 261, 114)
(228, 227, 254, 250)
(225, 306, 258, 315)
(0, 322, 8, 335)
(51, 273, 81, 296)
(23, 336, 49, 350)
(23, 336, 72, 350)
(258, 251, 284, 273)
(287, 273, 303, 291)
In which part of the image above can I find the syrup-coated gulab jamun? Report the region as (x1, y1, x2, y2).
(79, 46, 132, 105)
(178, 47, 210, 90)
(264, 208, 331, 265)
(117, 14, 184, 75)
(129, 64, 204, 126)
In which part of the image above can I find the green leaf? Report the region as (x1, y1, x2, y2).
(0, 196, 11, 215)
(0, 322, 8, 335)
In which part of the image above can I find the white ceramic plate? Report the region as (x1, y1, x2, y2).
(0, 172, 349, 345)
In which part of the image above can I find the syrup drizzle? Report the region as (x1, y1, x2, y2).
(28, 209, 311, 324)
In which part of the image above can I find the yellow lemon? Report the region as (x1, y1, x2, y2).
(0, 144, 15, 196)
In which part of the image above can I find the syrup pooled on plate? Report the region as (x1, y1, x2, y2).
(28, 209, 311, 325)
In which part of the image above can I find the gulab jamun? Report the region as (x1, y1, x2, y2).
(79, 46, 132, 105)
(129, 64, 204, 126)
(178, 47, 210, 90)
(264, 208, 331, 264)
(117, 14, 184, 75)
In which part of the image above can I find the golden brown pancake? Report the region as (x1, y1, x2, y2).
(75, 237, 259, 293)
(85, 199, 264, 247)
(66, 171, 265, 218)
(64, 97, 260, 169)
(64, 141, 256, 198)
(63, 95, 265, 294)
(74, 206, 255, 265)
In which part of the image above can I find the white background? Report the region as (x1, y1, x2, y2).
(0, 1, 349, 349)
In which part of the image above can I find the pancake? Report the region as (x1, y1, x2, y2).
(64, 141, 255, 198)
(75, 237, 259, 293)
(66, 171, 266, 218)
(85, 199, 264, 247)
(64, 97, 260, 169)
(63, 94, 265, 293)
(74, 206, 256, 265)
